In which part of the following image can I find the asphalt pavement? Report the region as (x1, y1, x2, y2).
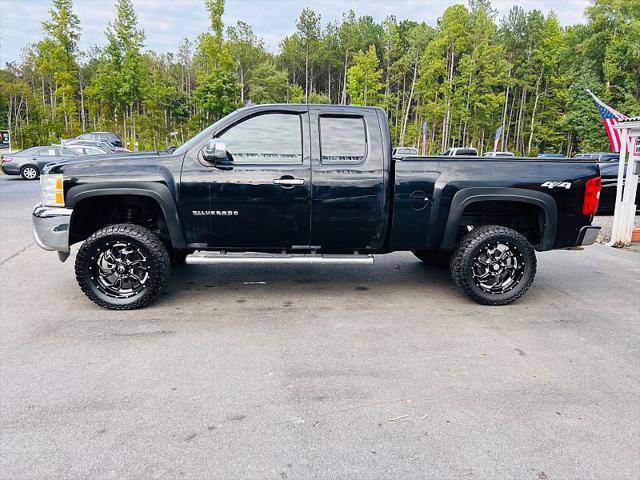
(1, 174, 639, 479)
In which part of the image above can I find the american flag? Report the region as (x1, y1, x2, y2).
(587, 89, 629, 152)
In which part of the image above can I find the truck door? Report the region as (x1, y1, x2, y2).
(309, 107, 388, 251)
(204, 110, 311, 249)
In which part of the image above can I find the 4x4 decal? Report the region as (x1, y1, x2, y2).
(541, 181, 571, 190)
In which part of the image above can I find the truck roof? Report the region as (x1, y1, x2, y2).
(240, 103, 385, 113)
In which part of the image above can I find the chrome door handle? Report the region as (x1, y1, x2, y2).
(273, 177, 305, 186)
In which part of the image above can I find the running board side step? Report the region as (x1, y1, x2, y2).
(185, 251, 375, 265)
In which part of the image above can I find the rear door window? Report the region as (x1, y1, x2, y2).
(36, 148, 58, 156)
(319, 116, 366, 164)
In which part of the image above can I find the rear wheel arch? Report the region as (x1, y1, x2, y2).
(441, 188, 557, 251)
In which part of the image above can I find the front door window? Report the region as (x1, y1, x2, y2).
(218, 113, 302, 164)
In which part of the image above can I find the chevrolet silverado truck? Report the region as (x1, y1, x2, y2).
(32, 104, 602, 310)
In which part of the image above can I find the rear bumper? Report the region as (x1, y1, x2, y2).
(576, 225, 600, 246)
(1, 163, 19, 175)
(32, 203, 73, 252)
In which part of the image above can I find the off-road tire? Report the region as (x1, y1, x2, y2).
(412, 250, 452, 267)
(20, 165, 40, 180)
(75, 224, 170, 310)
(450, 225, 536, 306)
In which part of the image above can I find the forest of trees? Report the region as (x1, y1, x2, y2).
(1, 0, 638, 155)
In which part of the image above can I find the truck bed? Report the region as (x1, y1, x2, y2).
(389, 156, 600, 252)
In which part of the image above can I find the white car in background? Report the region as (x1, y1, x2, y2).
(441, 147, 478, 156)
(483, 151, 515, 157)
(392, 146, 418, 158)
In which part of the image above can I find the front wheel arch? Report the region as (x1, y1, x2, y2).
(68, 193, 184, 249)
(66, 185, 186, 249)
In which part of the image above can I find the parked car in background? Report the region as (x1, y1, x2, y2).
(392, 146, 418, 158)
(66, 145, 111, 156)
(574, 152, 619, 162)
(1, 146, 79, 180)
(483, 151, 515, 157)
(64, 139, 117, 153)
(441, 147, 478, 156)
(74, 132, 128, 151)
(537, 153, 566, 158)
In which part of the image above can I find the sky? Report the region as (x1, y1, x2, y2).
(0, 0, 591, 65)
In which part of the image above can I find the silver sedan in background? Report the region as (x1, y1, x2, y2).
(0, 146, 80, 180)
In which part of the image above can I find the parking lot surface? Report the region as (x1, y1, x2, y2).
(1, 175, 639, 479)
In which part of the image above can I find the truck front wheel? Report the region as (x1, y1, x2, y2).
(450, 225, 536, 305)
(75, 224, 171, 310)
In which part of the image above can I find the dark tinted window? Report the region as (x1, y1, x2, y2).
(320, 116, 366, 163)
(219, 113, 302, 163)
(457, 149, 477, 156)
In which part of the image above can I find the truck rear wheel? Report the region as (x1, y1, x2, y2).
(450, 225, 536, 305)
(412, 250, 452, 267)
(75, 224, 171, 310)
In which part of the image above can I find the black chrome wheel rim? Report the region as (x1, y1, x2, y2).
(91, 242, 149, 299)
(471, 241, 524, 294)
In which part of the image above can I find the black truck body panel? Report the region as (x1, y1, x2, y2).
(46, 104, 600, 255)
(389, 158, 599, 251)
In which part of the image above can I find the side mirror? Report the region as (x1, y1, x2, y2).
(203, 139, 228, 162)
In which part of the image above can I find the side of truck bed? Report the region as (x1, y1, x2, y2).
(389, 156, 601, 252)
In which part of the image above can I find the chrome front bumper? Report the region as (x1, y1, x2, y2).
(32, 203, 73, 255)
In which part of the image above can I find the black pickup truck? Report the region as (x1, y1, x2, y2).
(32, 104, 601, 309)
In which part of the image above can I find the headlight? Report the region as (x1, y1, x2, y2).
(40, 174, 65, 207)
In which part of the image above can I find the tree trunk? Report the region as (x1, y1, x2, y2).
(527, 69, 544, 155)
(239, 67, 245, 103)
(341, 50, 349, 104)
(400, 60, 418, 147)
(500, 82, 510, 151)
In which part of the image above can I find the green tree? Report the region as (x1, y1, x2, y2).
(38, 0, 81, 137)
(248, 62, 289, 103)
(296, 8, 321, 102)
(347, 45, 383, 106)
(194, 70, 240, 122)
(87, 0, 147, 149)
(227, 21, 266, 103)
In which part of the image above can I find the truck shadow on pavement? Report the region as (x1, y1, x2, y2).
(154, 258, 462, 308)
